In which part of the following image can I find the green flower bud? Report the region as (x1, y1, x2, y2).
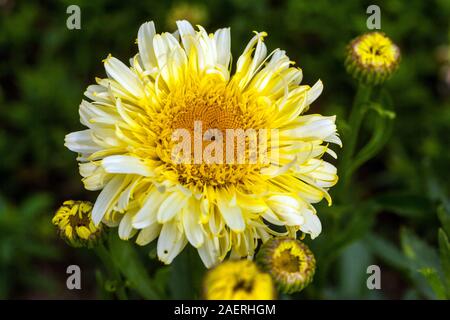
(256, 237, 315, 294)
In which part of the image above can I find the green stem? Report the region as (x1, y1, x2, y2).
(338, 83, 373, 197)
(169, 245, 205, 299)
(347, 111, 393, 177)
(107, 233, 163, 299)
(95, 243, 128, 300)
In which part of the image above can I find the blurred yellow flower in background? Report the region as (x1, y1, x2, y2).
(203, 260, 275, 300)
(166, 3, 208, 29)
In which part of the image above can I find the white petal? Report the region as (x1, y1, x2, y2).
(79, 162, 111, 191)
(104, 56, 144, 98)
(208, 209, 224, 235)
(84, 84, 111, 103)
(132, 190, 166, 229)
(326, 148, 338, 159)
(301, 160, 338, 188)
(268, 195, 300, 213)
(214, 28, 231, 67)
(267, 195, 304, 226)
(305, 80, 323, 105)
(272, 86, 309, 126)
(282, 115, 338, 143)
(65, 130, 101, 154)
(136, 223, 161, 246)
(79, 100, 120, 129)
(262, 208, 285, 226)
(157, 220, 187, 264)
(116, 177, 141, 211)
(115, 98, 139, 127)
(79, 161, 98, 177)
(102, 155, 153, 177)
(92, 175, 126, 225)
(176, 20, 196, 54)
(325, 133, 343, 147)
(300, 210, 322, 239)
(182, 201, 204, 248)
(217, 191, 245, 232)
(137, 21, 157, 70)
(236, 32, 267, 88)
(118, 212, 134, 240)
(157, 192, 188, 223)
(152, 33, 181, 70)
(197, 238, 219, 268)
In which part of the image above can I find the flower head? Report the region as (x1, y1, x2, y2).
(203, 259, 275, 300)
(346, 32, 400, 85)
(65, 20, 340, 267)
(256, 237, 315, 293)
(52, 200, 105, 248)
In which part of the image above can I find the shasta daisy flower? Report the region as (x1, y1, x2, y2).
(65, 20, 340, 267)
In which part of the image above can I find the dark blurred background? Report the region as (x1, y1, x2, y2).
(0, 0, 449, 299)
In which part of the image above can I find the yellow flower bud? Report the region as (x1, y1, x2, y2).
(52, 200, 105, 248)
(256, 237, 315, 294)
(345, 32, 400, 85)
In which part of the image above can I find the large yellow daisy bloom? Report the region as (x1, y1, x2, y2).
(65, 20, 340, 267)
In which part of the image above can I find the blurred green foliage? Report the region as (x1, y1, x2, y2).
(0, 0, 449, 299)
(0, 193, 59, 298)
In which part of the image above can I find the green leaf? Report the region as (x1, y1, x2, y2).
(108, 233, 162, 299)
(338, 241, 372, 298)
(365, 233, 410, 270)
(374, 193, 432, 219)
(402, 289, 421, 300)
(169, 246, 206, 299)
(400, 228, 443, 299)
(20, 193, 53, 218)
(368, 102, 396, 119)
(153, 266, 171, 299)
(418, 268, 446, 299)
(321, 202, 376, 251)
(147, 241, 157, 260)
(438, 229, 450, 298)
(437, 205, 450, 236)
(95, 269, 112, 299)
(348, 111, 394, 176)
(400, 228, 441, 270)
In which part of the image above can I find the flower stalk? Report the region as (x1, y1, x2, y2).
(338, 32, 400, 198)
(95, 242, 128, 300)
(339, 83, 373, 193)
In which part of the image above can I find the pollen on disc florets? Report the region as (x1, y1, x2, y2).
(345, 32, 400, 85)
(52, 200, 105, 248)
(203, 259, 276, 300)
(143, 74, 273, 191)
(256, 237, 316, 294)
